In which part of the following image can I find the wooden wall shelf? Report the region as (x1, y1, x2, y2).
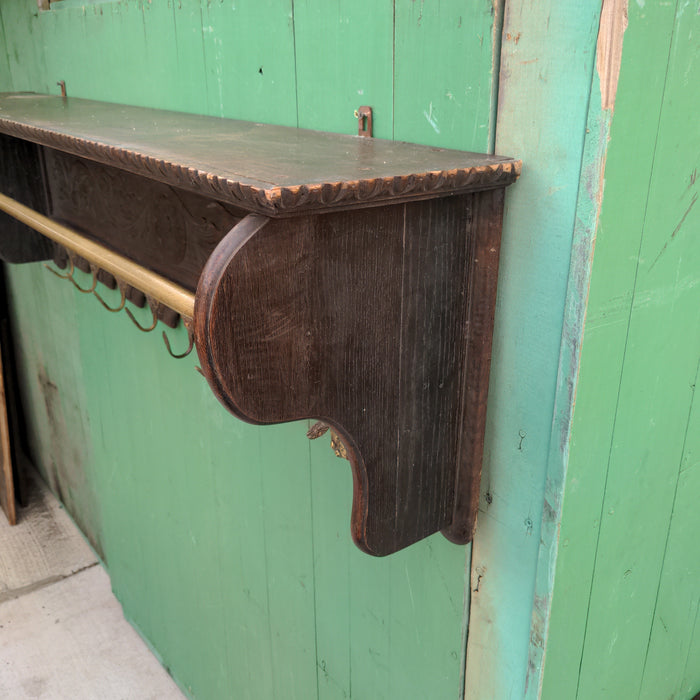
(0, 93, 520, 556)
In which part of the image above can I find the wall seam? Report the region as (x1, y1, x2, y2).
(488, 0, 505, 155)
(290, 0, 299, 128)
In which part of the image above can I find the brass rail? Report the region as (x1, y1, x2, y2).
(0, 192, 195, 320)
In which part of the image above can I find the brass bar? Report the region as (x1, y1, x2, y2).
(0, 192, 195, 320)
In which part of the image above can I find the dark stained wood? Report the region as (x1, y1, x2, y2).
(443, 187, 505, 544)
(43, 148, 244, 292)
(0, 94, 520, 216)
(195, 193, 503, 555)
(0, 93, 519, 555)
(0, 338, 15, 525)
(0, 134, 53, 263)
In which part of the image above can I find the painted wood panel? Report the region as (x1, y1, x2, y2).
(639, 383, 700, 699)
(541, 1, 700, 698)
(199, 0, 298, 125)
(0, 7, 12, 93)
(393, 0, 495, 150)
(0, 1, 501, 698)
(293, 0, 394, 137)
(464, 2, 605, 698)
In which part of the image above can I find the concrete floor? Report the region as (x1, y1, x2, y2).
(0, 471, 185, 699)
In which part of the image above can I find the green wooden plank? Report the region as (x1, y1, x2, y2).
(5, 264, 103, 555)
(167, 1, 210, 114)
(385, 540, 467, 700)
(1, 2, 48, 91)
(539, 2, 682, 697)
(22, 272, 312, 699)
(0, 6, 12, 92)
(680, 588, 700, 700)
(308, 360, 467, 700)
(574, 1, 700, 695)
(639, 360, 700, 699)
(394, 0, 494, 151)
(464, 1, 604, 697)
(41, 2, 182, 109)
(308, 439, 353, 700)
(200, 0, 298, 125)
(73, 296, 319, 699)
(256, 425, 318, 700)
(293, 0, 394, 137)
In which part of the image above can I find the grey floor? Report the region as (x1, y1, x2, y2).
(0, 471, 185, 699)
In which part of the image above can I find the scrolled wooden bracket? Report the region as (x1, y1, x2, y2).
(194, 193, 504, 556)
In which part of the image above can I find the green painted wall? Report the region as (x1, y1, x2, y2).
(2, 1, 695, 698)
(541, 1, 700, 699)
(0, 2, 500, 699)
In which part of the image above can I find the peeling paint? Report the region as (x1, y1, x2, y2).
(597, 0, 629, 111)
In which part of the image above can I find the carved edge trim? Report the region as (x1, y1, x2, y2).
(0, 117, 521, 215)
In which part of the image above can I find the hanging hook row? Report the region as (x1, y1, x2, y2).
(44, 253, 195, 360)
(0, 193, 195, 360)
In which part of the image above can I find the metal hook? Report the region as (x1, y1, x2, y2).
(162, 324, 194, 359)
(70, 265, 98, 294)
(94, 282, 127, 313)
(125, 300, 158, 332)
(44, 256, 74, 280)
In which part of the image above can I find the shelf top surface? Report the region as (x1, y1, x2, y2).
(0, 93, 520, 214)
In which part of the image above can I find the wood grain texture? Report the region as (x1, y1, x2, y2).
(196, 194, 503, 555)
(570, 3, 700, 697)
(443, 187, 504, 544)
(44, 148, 243, 292)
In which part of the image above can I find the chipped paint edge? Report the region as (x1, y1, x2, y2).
(597, 0, 629, 111)
(524, 3, 629, 696)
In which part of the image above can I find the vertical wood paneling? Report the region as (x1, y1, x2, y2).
(574, 1, 700, 694)
(639, 373, 700, 699)
(539, 1, 681, 692)
(1, 2, 47, 91)
(394, 0, 494, 151)
(464, 2, 604, 698)
(4, 266, 103, 554)
(293, 0, 394, 136)
(200, 0, 298, 125)
(542, 1, 700, 698)
(0, 6, 12, 92)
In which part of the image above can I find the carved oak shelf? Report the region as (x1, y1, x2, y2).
(0, 93, 520, 556)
